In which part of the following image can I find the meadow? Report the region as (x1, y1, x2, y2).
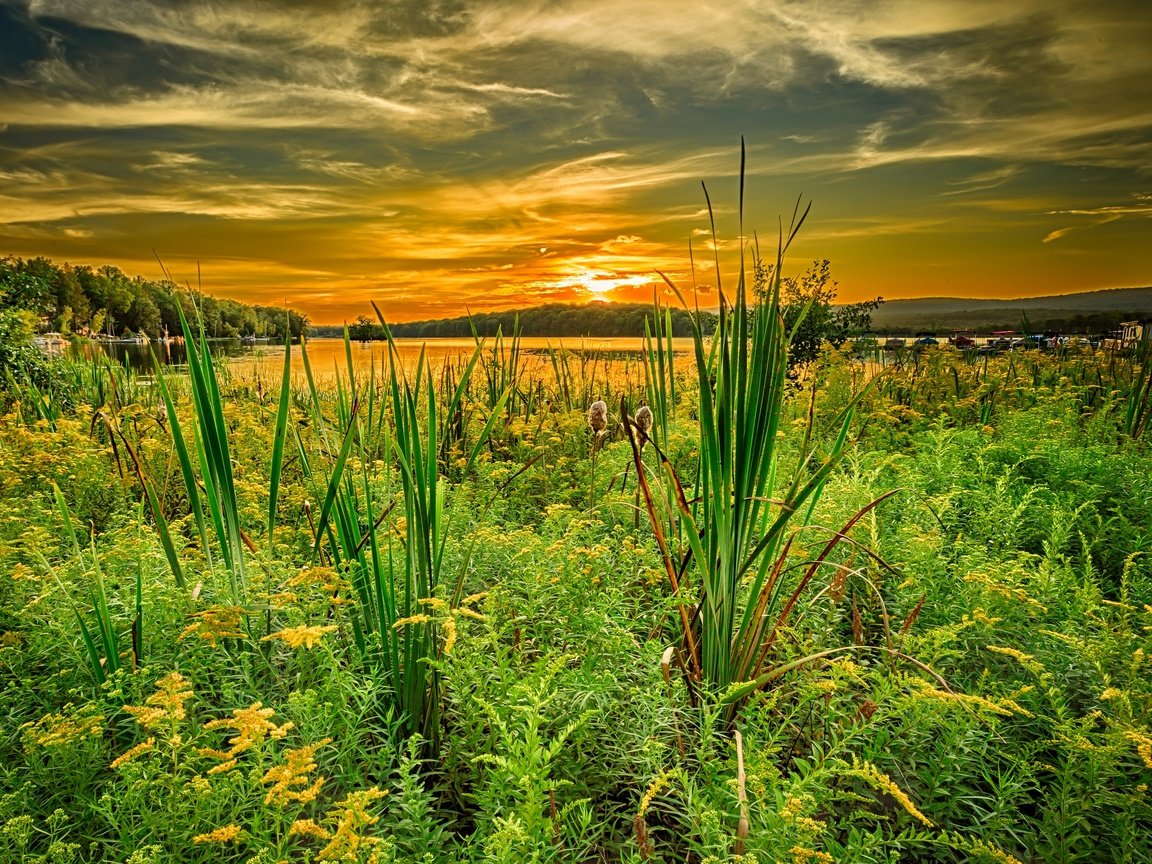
(2, 238, 1152, 864)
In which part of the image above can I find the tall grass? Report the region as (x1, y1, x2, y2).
(627, 142, 881, 720)
(302, 315, 509, 742)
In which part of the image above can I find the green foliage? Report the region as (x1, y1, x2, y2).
(0, 255, 307, 340)
(753, 258, 883, 369)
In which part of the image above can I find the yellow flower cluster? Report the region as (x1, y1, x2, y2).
(122, 672, 194, 734)
(263, 739, 331, 806)
(262, 624, 338, 650)
(179, 605, 248, 647)
(848, 758, 933, 827)
(986, 645, 1047, 678)
(21, 705, 103, 749)
(192, 824, 243, 844)
(109, 737, 156, 770)
(638, 769, 676, 817)
(789, 846, 834, 863)
(317, 787, 388, 861)
(392, 593, 486, 657)
(1125, 731, 1152, 770)
(906, 678, 1025, 717)
(201, 701, 294, 772)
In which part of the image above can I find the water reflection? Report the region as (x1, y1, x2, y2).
(67, 337, 698, 381)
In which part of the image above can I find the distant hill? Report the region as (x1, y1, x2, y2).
(315, 303, 718, 340)
(311, 287, 1152, 340)
(867, 287, 1152, 334)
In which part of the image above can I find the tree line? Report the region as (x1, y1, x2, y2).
(0, 256, 308, 340)
(315, 302, 720, 341)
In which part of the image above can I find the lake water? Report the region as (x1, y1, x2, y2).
(67, 336, 699, 382)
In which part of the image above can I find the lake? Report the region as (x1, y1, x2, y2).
(67, 336, 699, 382)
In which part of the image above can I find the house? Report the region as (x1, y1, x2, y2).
(1104, 320, 1147, 350)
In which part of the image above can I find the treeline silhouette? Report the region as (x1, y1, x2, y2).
(1, 255, 308, 340)
(315, 303, 718, 340)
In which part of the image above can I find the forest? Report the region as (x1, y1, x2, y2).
(0, 256, 308, 341)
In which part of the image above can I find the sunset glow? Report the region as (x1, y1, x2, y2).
(1, 0, 1149, 323)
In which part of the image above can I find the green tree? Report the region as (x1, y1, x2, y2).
(754, 258, 883, 370)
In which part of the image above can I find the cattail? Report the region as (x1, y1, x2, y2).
(635, 404, 653, 438)
(588, 400, 608, 433)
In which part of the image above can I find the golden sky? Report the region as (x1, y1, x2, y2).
(1, 0, 1150, 323)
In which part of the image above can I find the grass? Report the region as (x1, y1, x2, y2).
(1, 169, 1151, 862)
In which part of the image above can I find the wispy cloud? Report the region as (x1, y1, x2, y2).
(0, 0, 1148, 319)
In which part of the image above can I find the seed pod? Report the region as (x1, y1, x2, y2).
(588, 400, 608, 433)
(635, 404, 653, 437)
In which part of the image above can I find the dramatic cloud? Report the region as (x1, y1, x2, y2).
(1, 0, 1148, 320)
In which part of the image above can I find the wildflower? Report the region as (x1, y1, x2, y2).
(110, 738, 156, 769)
(22, 705, 103, 750)
(639, 770, 676, 817)
(392, 614, 432, 629)
(790, 847, 834, 863)
(290, 819, 332, 840)
(263, 740, 330, 806)
(261, 624, 338, 650)
(1101, 687, 1124, 701)
(442, 617, 458, 655)
(192, 824, 243, 844)
(203, 701, 293, 762)
(1126, 731, 1152, 770)
(318, 788, 388, 861)
(848, 758, 933, 827)
(986, 645, 1047, 677)
(179, 606, 248, 647)
(122, 672, 194, 732)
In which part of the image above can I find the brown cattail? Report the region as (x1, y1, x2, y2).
(588, 400, 608, 433)
(635, 404, 653, 439)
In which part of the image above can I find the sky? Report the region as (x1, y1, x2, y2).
(1, 0, 1150, 324)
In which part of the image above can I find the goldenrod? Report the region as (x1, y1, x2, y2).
(849, 758, 933, 827)
(261, 624, 338, 650)
(192, 824, 243, 844)
(263, 740, 330, 806)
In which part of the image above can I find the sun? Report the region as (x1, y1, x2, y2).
(574, 269, 653, 297)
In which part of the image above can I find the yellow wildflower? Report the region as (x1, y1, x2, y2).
(318, 788, 388, 862)
(849, 758, 933, 827)
(1125, 731, 1152, 770)
(392, 614, 432, 629)
(638, 770, 676, 817)
(203, 701, 294, 761)
(986, 645, 1047, 677)
(442, 617, 458, 655)
(289, 819, 332, 840)
(122, 672, 194, 731)
(179, 606, 248, 647)
(1100, 688, 1124, 701)
(790, 847, 834, 863)
(22, 705, 103, 749)
(192, 824, 243, 844)
(262, 624, 338, 650)
(263, 740, 330, 806)
(110, 738, 156, 769)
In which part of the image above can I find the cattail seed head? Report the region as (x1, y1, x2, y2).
(588, 400, 608, 433)
(635, 405, 653, 436)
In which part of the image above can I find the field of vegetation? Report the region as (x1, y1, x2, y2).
(2, 212, 1152, 864)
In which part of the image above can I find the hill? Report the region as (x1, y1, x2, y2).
(315, 303, 718, 340)
(868, 287, 1152, 333)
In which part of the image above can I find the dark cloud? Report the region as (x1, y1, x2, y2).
(0, 0, 1148, 319)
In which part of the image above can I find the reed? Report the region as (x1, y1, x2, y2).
(626, 141, 883, 720)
